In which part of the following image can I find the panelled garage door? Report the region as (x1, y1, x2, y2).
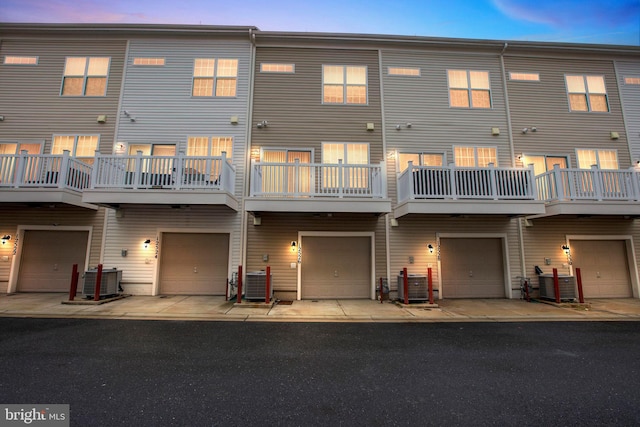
(159, 233, 229, 295)
(301, 236, 371, 299)
(571, 240, 632, 298)
(440, 238, 505, 298)
(17, 230, 89, 292)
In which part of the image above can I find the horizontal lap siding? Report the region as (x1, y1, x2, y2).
(101, 206, 241, 294)
(381, 50, 511, 203)
(0, 38, 126, 154)
(119, 39, 253, 198)
(252, 48, 383, 163)
(505, 56, 630, 168)
(245, 214, 386, 293)
(616, 60, 640, 162)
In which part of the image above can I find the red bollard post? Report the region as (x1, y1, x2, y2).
(237, 265, 242, 304)
(428, 267, 434, 305)
(403, 267, 409, 305)
(93, 264, 103, 302)
(576, 267, 585, 304)
(552, 267, 560, 304)
(265, 265, 271, 304)
(68, 264, 78, 301)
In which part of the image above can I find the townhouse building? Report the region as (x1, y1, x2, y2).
(1, 23, 639, 302)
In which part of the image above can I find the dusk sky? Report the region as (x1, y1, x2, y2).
(1, 0, 639, 45)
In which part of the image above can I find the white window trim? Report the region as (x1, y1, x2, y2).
(60, 56, 110, 97)
(396, 151, 447, 172)
(321, 142, 370, 164)
(186, 136, 234, 157)
(322, 65, 369, 106)
(624, 76, 640, 85)
(575, 148, 619, 169)
(133, 57, 166, 66)
(191, 58, 239, 98)
(388, 67, 421, 77)
(508, 71, 540, 82)
(453, 145, 498, 167)
(260, 63, 295, 73)
(564, 74, 610, 113)
(260, 147, 315, 162)
(51, 134, 100, 157)
(3, 56, 39, 65)
(447, 69, 493, 109)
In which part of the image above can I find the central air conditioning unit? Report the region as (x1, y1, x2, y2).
(397, 273, 430, 302)
(538, 274, 576, 301)
(245, 271, 274, 300)
(83, 268, 122, 298)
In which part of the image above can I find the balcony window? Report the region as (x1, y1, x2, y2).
(52, 135, 99, 164)
(577, 149, 618, 169)
(322, 142, 369, 188)
(398, 152, 444, 172)
(454, 146, 497, 167)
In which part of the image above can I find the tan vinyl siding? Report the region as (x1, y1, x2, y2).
(381, 50, 510, 204)
(0, 38, 126, 155)
(245, 213, 387, 296)
(118, 39, 252, 198)
(252, 47, 383, 164)
(505, 56, 630, 168)
(389, 216, 522, 296)
(101, 206, 241, 295)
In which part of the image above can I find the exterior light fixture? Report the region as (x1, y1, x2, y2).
(291, 241, 297, 252)
(522, 128, 529, 134)
(143, 239, 151, 249)
(1, 235, 10, 245)
(427, 244, 434, 254)
(256, 120, 268, 129)
(561, 244, 570, 255)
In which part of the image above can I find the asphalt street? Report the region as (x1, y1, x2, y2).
(1, 319, 639, 426)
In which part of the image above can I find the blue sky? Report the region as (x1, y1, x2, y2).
(1, 0, 638, 45)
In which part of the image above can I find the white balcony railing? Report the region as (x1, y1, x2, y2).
(536, 164, 640, 202)
(398, 163, 537, 202)
(90, 151, 235, 193)
(0, 150, 92, 191)
(249, 159, 386, 198)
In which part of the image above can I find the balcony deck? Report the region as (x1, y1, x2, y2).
(245, 160, 391, 214)
(0, 152, 97, 209)
(81, 152, 238, 210)
(394, 164, 545, 218)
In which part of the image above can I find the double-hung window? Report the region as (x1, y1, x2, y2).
(454, 146, 497, 167)
(322, 142, 369, 189)
(192, 58, 238, 97)
(52, 135, 99, 164)
(448, 70, 491, 108)
(398, 153, 444, 172)
(322, 65, 367, 104)
(565, 75, 609, 112)
(576, 149, 618, 169)
(61, 57, 110, 96)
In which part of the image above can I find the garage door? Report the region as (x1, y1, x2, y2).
(440, 238, 505, 298)
(17, 230, 89, 292)
(159, 233, 229, 295)
(301, 236, 371, 299)
(571, 240, 632, 298)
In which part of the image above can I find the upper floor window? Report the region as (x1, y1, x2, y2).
(133, 58, 165, 66)
(565, 75, 609, 112)
(61, 57, 110, 96)
(52, 135, 99, 164)
(323, 65, 367, 105)
(509, 72, 539, 82)
(454, 146, 497, 167)
(388, 67, 420, 76)
(260, 63, 295, 73)
(4, 56, 38, 65)
(398, 152, 444, 172)
(624, 76, 640, 85)
(192, 58, 238, 97)
(187, 136, 233, 158)
(576, 149, 618, 169)
(447, 70, 491, 108)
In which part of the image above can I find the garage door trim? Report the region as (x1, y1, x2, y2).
(8, 225, 93, 293)
(297, 231, 376, 301)
(566, 234, 639, 299)
(436, 232, 512, 299)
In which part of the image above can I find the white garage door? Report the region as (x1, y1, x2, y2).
(440, 238, 505, 298)
(159, 233, 229, 295)
(301, 236, 371, 299)
(17, 230, 89, 292)
(571, 240, 632, 298)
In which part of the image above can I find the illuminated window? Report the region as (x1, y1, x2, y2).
(624, 76, 640, 85)
(4, 56, 38, 65)
(322, 142, 369, 188)
(398, 152, 444, 172)
(133, 58, 165, 66)
(388, 67, 420, 76)
(576, 149, 618, 169)
(260, 63, 295, 73)
(61, 57, 110, 96)
(187, 136, 233, 157)
(52, 135, 99, 164)
(509, 72, 540, 81)
(323, 65, 367, 104)
(454, 146, 497, 167)
(565, 75, 609, 112)
(192, 58, 238, 97)
(448, 70, 491, 108)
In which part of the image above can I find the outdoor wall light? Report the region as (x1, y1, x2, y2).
(522, 128, 529, 134)
(561, 244, 570, 255)
(143, 239, 151, 249)
(291, 241, 297, 252)
(1, 235, 10, 245)
(256, 120, 268, 129)
(427, 244, 434, 254)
